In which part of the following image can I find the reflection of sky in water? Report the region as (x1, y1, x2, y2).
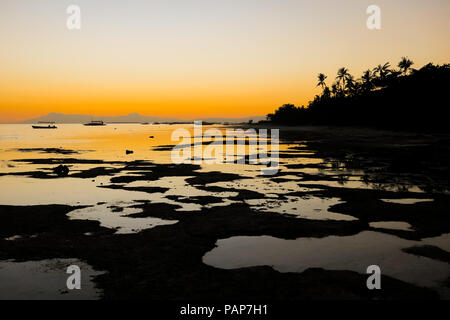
(0, 259, 103, 300)
(0, 124, 444, 231)
(422, 234, 450, 252)
(0, 124, 441, 230)
(0, 124, 193, 163)
(0, 176, 151, 206)
(127, 176, 237, 199)
(0, 124, 276, 164)
(369, 221, 414, 231)
(0, 124, 433, 194)
(208, 178, 310, 195)
(203, 231, 450, 298)
(246, 196, 356, 221)
(68, 203, 178, 234)
(126, 176, 239, 210)
(1, 124, 448, 297)
(380, 198, 434, 205)
(299, 180, 425, 193)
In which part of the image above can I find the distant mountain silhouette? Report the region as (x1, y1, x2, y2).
(19, 112, 265, 124)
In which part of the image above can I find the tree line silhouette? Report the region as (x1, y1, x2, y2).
(267, 58, 450, 131)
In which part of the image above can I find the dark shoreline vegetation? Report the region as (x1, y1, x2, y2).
(1, 127, 450, 299)
(266, 59, 450, 131)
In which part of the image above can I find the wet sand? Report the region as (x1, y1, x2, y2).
(0, 125, 449, 299)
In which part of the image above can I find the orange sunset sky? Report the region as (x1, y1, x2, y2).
(1, 0, 449, 122)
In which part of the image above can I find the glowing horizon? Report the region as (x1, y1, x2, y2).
(1, 0, 449, 123)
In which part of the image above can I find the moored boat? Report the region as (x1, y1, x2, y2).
(84, 120, 106, 126)
(32, 124, 57, 129)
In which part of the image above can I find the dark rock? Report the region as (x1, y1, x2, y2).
(53, 165, 69, 177)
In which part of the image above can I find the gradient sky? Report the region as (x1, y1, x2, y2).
(1, 0, 449, 122)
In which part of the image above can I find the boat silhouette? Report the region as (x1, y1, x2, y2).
(32, 122, 57, 129)
(84, 120, 106, 126)
(32, 125, 57, 129)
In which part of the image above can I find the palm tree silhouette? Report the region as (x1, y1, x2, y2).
(317, 73, 328, 88)
(359, 69, 374, 91)
(322, 86, 331, 98)
(267, 61, 450, 129)
(336, 67, 349, 94)
(373, 62, 391, 81)
(345, 74, 357, 96)
(398, 57, 414, 75)
(331, 83, 338, 97)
